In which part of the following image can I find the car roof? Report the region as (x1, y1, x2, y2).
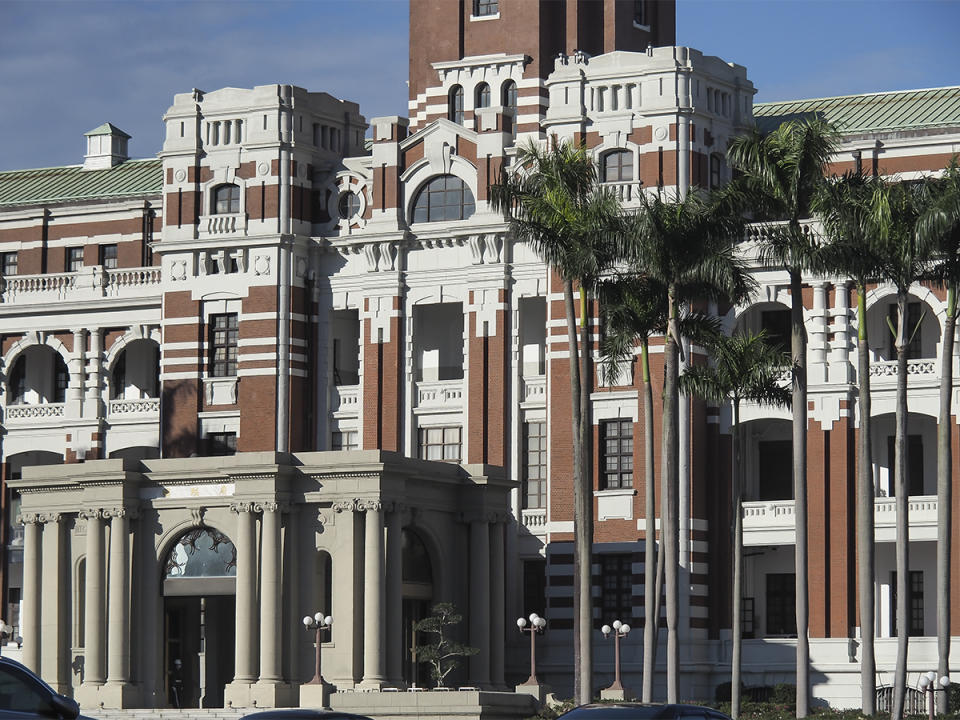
(561, 704, 730, 719)
(241, 712, 374, 720)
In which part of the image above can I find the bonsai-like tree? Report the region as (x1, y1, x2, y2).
(414, 602, 478, 688)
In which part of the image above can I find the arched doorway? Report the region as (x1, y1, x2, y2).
(162, 527, 237, 708)
(401, 528, 433, 687)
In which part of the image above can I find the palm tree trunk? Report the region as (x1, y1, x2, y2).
(892, 291, 911, 720)
(731, 399, 743, 720)
(641, 338, 659, 702)
(577, 285, 593, 704)
(663, 288, 680, 703)
(791, 268, 810, 718)
(936, 284, 955, 715)
(856, 283, 877, 716)
(564, 279, 586, 704)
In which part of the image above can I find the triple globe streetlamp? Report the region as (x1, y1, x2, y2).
(918, 671, 950, 720)
(302, 612, 333, 685)
(601, 619, 631, 693)
(516, 613, 547, 685)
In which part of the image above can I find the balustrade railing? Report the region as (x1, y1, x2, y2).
(4, 403, 66, 420)
(868, 359, 937, 378)
(0, 266, 161, 303)
(417, 379, 464, 407)
(331, 385, 360, 413)
(521, 508, 547, 533)
(108, 397, 160, 416)
(521, 376, 546, 405)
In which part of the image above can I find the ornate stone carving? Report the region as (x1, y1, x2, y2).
(79, 508, 105, 521)
(38, 512, 61, 524)
(230, 501, 255, 514)
(17, 512, 40, 525)
(256, 501, 280, 514)
(332, 499, 357, 513)
(190, 507, 207, 526)
(356, 499, 383, 513)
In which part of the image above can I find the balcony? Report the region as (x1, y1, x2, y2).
(199, 212, 247, 237)
(107, 397, 160, 418)
(4, 403, 66, 424)
(0, 266, 161, 305)
(331, 385, 360, 416)
(521, 508, 547, 536)
(867, 358, 939, 388)
(416, 379, 463, 410)
(520, 376, 546, 406)
(601, 181, 643, 204)
(743, 495, 940, 545)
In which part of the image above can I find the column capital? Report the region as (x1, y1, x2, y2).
(332, 498, 358, 513)
(17, 512, 42, 525)
(79, 508, 106, 521)
(38, 512, 62, 524)
(106, 506, 139, 520)
(230, 501, 257, 514)
(356, 499, 383, 513)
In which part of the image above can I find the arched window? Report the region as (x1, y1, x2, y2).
(412, 175, 475, 223)
(448, 86, 464, 125)
(603, 150, 633, 183)
(475, 83, 491, 110)
(165, 528, 237, 579)
(212, 184, 240, 214)
(501, 80, 518, 110)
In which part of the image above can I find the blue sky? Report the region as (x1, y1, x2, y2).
(1, 0, 958, 171)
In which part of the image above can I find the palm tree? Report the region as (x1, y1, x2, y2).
(598, 275, 666, 702)
(681, 330, 791, 720)
(491, 138, 620, 704)
(728, 117, 838, 717)
(623, 189, 754, 702)
(814, 172, 884, 715)
(917, 159, 960, 715)
(869, 178, 935, 720)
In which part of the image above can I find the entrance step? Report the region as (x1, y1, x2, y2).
(89, 711, 248, 720)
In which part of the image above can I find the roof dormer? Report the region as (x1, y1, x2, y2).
(83, 123, 130, 170)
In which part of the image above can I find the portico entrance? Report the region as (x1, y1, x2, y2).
(162, 528, 237, 708)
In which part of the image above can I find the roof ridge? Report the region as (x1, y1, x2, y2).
(0, 157, 161, 176)
(756, 85, 960, 107)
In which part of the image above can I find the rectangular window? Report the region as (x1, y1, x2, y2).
(0, 252, 18, 276)
(887, 434, 924, 496)
(417, 426, 461, 462)
(523, 421, 547, 509)
(54, 359, 68, 403)
(208, 313, 238, 377)
(757, 439, 793, 500)
(331, 430, 359, 451)
(206, 431, 237, 456)
(765, 573, 797, 636)
(709, 154, 721, 188)
(760, 308, 791, 353)
(99, 244, 118, 269)
(522, 558, 547, 617)
(600, 419, 633, 489)
(599, 554, 633, 625)
(475, 0, 498, 16)
(66, 247, 84, 272)
(891, 570, 924, 636)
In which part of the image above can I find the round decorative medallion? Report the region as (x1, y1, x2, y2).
(655, 126, 668, 141)
(174, 169, 186, 183)
(257, 162, 270, 177)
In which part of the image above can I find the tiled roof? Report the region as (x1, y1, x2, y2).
(0, 158, 162, 208)
(754, 86, 960, 135)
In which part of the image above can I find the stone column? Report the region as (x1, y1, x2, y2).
(489, 518, 506, 689)
(259, 502, 282, 683)
(85, 328, 103, 414)
(384, 505, 403, 685)
(231, 503, 258, 683)
(106, 508, 132, 697)
(360, 501, 386, 688)
(40, 513, 67, 693)
(82, 510, 106, 686)
(19, 513, 42, 673)
(468, 517, 491, 688)
(69, 330, 85, 404)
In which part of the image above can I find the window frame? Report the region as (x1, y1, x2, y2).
(475, 83, 491, 110)
(212, 183, 241, 215)
(411, 175, 476, 223)
(448, 85, 464, 125)
(602, 150, 633, 183)
(474, 0, 498, 16)
(599, 554, 633, 626)
(338, 191, 361, 220)
(599, 418, 634, 490)
(1, 251, 18, 277)
(66, 246, 84, 272)
(206, 431, 237, 457)
(208, 313, 239, 378)
(522, 421, 547, 509)
(765, 572, 797, 636)
(417, 426, 462, 463)
(99, 244, 118, 270)
(332, 430, 360, 451)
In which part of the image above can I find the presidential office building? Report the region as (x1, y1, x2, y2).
(1, 0, 959, 710)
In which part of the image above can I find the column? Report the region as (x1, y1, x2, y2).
(40, 513, 66, 693)
(489, 519, 505, 689)
(82, 510, 105, 686)
(468, 518, 491, 688)
(361, 501, 385, 687)
(69, 330, 85, 404)
(85, 328, 103, 412)
(232, 503, 257, 683)
(20, 514, 42, 673)
(106, 508, 131, 687)
(259, 503, 282, 682)
(385, 505, 403, 685)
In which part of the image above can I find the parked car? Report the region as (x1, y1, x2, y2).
(242, 711, 375, 720)
(558, 704, 732, 720)
(0, 656, 81, 720)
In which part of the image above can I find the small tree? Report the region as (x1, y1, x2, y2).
(414, 602, 478, 688)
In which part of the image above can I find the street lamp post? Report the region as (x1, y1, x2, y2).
(517, 613, 547, 685)
(302, 612, 333, 685)
(918, 671, 950, 720)
(600, 620, 632, 699)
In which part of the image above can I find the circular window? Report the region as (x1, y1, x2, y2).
(338, 191, 361, 220)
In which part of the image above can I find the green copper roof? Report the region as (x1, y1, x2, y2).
(0, 158, 162, 208)
(754, 86, 960, 135)
(84, 122, 131, 138)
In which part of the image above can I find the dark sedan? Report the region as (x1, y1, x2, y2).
(0, 656, 80, 720)
(242, 711, 375, 720)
